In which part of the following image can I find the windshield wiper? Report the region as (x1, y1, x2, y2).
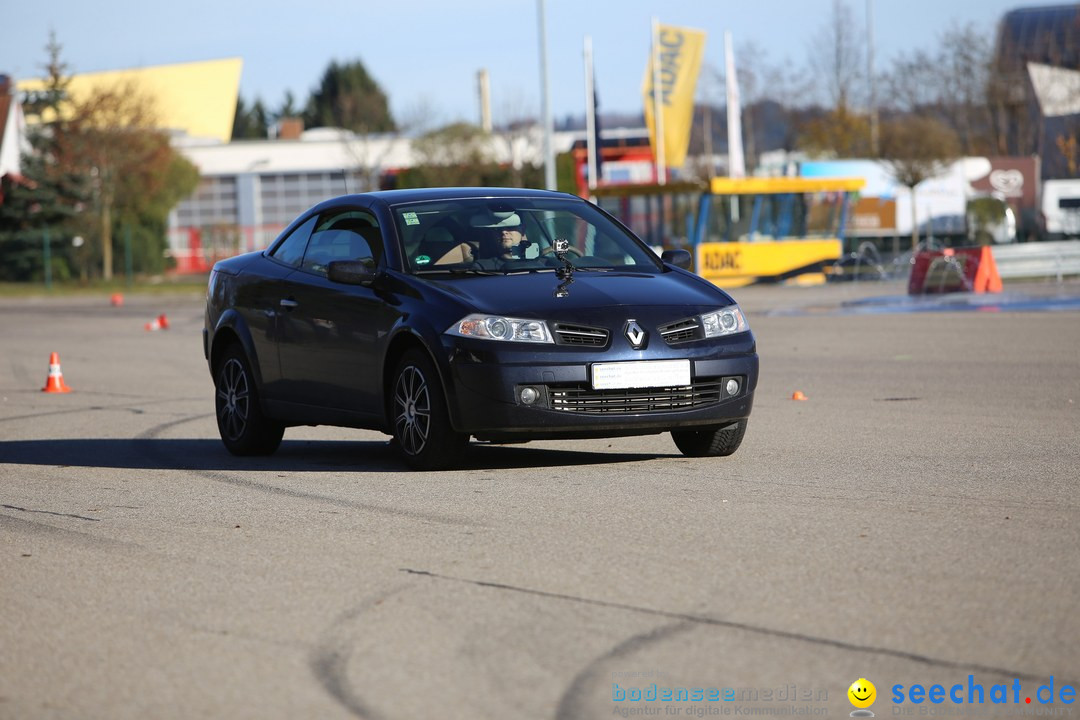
(504, 267, 556, 275)
(415, 267, 502, 276)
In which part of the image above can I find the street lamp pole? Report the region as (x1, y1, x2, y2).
(537, 0, 556, 191)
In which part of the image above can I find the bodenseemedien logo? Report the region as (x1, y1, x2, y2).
(847, 678, 877, 717)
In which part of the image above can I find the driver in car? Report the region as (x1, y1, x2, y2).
(472, 211, 531, 262)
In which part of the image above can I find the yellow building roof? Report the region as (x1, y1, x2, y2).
(18, 57, 242, 144)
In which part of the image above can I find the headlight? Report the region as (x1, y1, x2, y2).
(446, 314, 554, 343)
(700, 305, 748, 338)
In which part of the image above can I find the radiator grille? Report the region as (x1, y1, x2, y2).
(553, 323, 609, 347)
(658, 318, 702, 345)
(549, 380, 722, 414)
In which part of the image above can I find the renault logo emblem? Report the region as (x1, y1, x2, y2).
(624, 320, 647, 349)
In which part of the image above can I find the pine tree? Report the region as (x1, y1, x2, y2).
(304, 59, 395, 133)
(0, 32, 90, 282)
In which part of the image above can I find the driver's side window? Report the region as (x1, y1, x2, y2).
(301, 209, 383, 276)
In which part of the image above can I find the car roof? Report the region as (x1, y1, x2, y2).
(318, 186, 580, 209)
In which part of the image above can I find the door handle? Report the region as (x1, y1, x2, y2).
(279, 298, 299, 309)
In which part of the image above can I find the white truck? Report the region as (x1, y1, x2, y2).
(1042, 179, 1080, 240)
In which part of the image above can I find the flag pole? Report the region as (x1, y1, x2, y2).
(724, 31, 745, 178)
(652, 17, 666, 185)
(537, 0, 556, 190)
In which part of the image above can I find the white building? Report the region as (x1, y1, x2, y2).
(169, 125, 637, 272)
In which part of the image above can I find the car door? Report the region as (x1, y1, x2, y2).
(275, 207, 399, 417)
(240, 213, 318, 401)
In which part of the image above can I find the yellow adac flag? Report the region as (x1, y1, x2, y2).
(642, 24, 706, 169)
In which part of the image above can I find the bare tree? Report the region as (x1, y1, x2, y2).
(808, 0, 865, 112)
(694, 42, 809, 175)
(492, 89, 537, 187)
(690, 61, 723, 180)
(798, 107, 872, 157)
(885, 48, 941, 113)
(938, 23, 994, 154)
(62, 82, 158, 280)
(794, 0, 874, 158)
(878, 116, 961, 251)
(408, 122, 494, 187)
(884, 22, 995, 155)
(337, 97, 442, 193)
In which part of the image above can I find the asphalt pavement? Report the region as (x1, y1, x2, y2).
(1, 281, 1077, 719)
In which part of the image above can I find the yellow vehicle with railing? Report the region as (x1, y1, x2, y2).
(591, 176, 866, 287)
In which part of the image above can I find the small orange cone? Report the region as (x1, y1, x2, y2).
(145, 313, 169, 331)
(42, 352, 72, 393)
(791, 390, 808, 401)
(110, 293, 124, 307)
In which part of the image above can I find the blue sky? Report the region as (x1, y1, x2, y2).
(1, 0, 1050, 127)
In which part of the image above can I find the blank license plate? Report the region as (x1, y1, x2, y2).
(591, 359, 691, 390)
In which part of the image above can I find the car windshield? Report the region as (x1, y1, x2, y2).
(391, 197, 664, 274)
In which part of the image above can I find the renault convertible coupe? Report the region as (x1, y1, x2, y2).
(204, 188, 758, 470)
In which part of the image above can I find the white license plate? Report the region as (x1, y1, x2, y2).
(591, 359, 691, 390)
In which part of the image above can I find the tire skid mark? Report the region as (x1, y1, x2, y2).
(134, 415, 479, 527)
(0, 395, 199, 426)
(399, 568, 1067, 685)
(1, 503, 100, 522)
(0, 512, 141, 552)
(308, 584, 411, 720)
(556, 623, 692, 720)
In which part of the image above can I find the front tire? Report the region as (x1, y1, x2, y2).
(391, 350, 468, 470)
(671, 419, 747, 457)
(215, 344, 284, 456)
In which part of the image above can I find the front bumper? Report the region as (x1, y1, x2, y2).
(442, 334, 758, 440)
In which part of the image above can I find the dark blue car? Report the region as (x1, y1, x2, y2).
(204, 188, 758, 469)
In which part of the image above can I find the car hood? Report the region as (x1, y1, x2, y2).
(417, 270, 735, 316)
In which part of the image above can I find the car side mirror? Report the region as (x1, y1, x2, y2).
(328, 258, 378, 286)
(661, 249, 693, 270)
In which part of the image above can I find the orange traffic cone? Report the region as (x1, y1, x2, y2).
(145, 313, 169, 331)
(791, 390, 808, 401)
(973, 246, 1003, 294)
(110, 293, 124, 307)
(42, 352, 72, 393)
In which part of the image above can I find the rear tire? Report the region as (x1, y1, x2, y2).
(391, 350, 468, 470)
(671, 419, 747, 457)
(214, 344, 284, 456)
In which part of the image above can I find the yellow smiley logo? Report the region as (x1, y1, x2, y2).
(848, 678, 876, 709)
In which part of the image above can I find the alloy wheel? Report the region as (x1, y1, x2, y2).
(217, 357, 250, 442)
(393, 365, 431, 455)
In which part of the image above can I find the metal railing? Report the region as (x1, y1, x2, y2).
(990, 241, 1080, 281)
